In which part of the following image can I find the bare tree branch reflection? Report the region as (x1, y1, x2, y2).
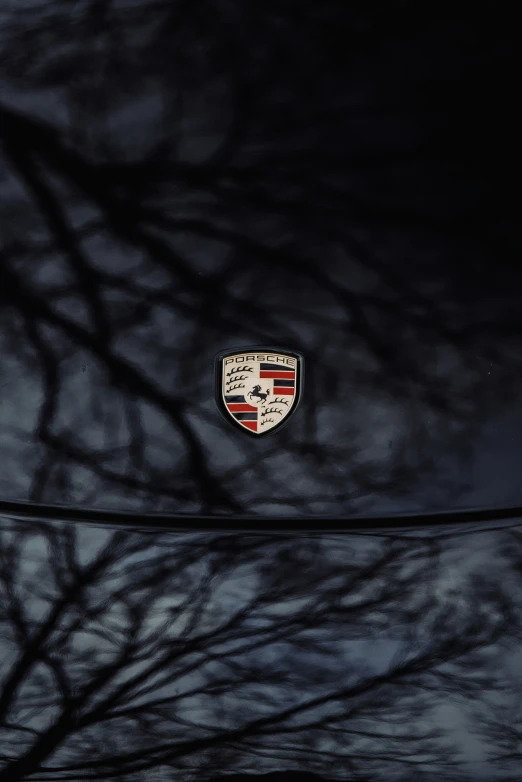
(0, 521, 515, 780)
(468, 529, 522, 782)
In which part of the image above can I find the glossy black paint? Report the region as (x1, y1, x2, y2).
(0, 511, 520, 782)
(1, 2, 522, 780)
(0, 5, 520, 519)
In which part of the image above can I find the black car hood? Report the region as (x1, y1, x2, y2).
(1, 4, 522, 522)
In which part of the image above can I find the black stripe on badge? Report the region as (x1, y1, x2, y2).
(260, 363, 296, 371)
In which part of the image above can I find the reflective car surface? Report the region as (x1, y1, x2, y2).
(0, 513, 522, 781)
(0, 2, 521, 780)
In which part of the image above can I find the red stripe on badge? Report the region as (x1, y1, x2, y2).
(241, 421, 258, 432)
(277, 387, 295, 395)
(227, 403, 258, 412)
(259, 371, 295, 379)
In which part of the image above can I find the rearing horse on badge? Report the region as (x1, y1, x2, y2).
(248, 385, 270, 405)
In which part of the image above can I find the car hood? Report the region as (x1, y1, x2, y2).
(1, 5, 522, 523)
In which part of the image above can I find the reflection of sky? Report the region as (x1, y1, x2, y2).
(0, 518, 521, 779)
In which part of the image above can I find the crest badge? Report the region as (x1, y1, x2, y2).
(216, 348, 303, 435)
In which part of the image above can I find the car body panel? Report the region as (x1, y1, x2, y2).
(0, 510, 521, 781)
(0, 3, 521, 780)
(0, 5, 520, 521)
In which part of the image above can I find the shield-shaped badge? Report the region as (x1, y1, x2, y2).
(216, 348, 303, 435)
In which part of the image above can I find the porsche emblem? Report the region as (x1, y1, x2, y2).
(216, 348, 303, 435)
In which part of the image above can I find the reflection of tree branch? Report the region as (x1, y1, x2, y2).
(0, 259, 241, 512)
(469, 530, 522, 776)
(1, 98, 465, 399)
(3, 130, 110, 343)
(0, 522, 513, 780)
(0, 99, 492, 434)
